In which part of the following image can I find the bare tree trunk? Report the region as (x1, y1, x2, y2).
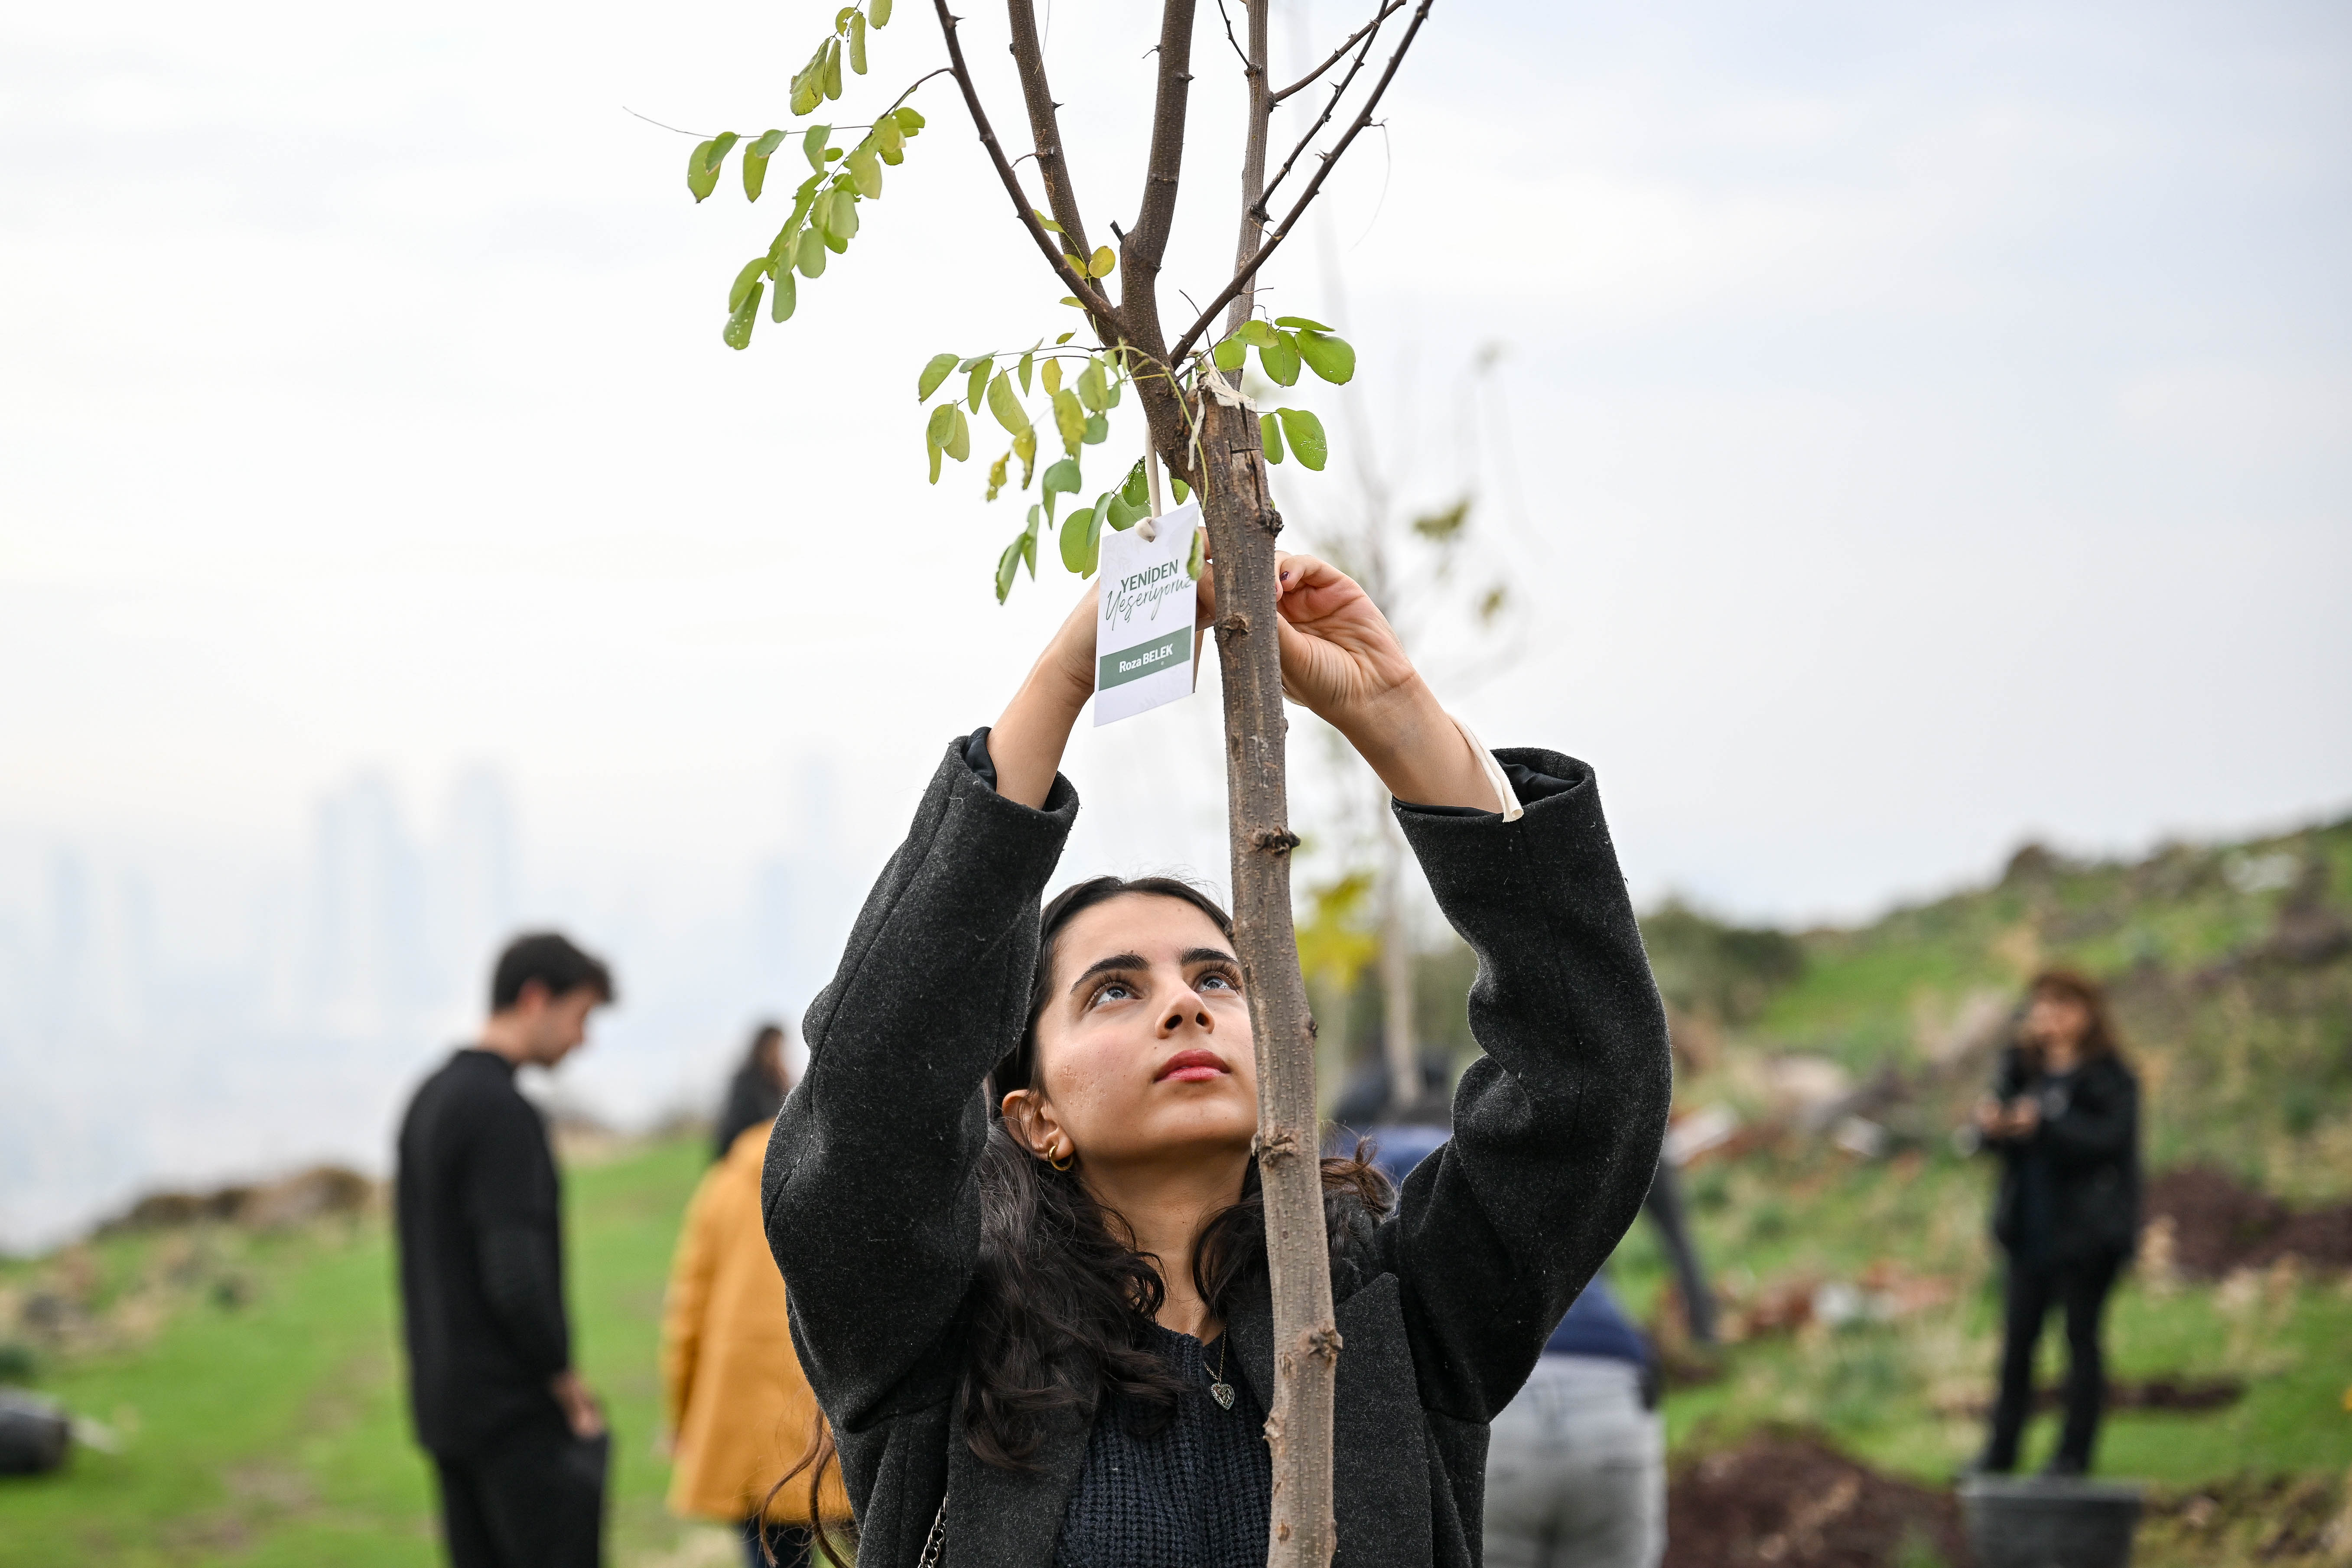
(1199, 392, 1340, 1568)
(1377, 820, 1418, 1112)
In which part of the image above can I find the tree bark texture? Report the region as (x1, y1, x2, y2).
(1198, 393, 1341, 1568)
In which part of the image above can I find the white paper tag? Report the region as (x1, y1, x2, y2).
(1093, 500, 1201, 726)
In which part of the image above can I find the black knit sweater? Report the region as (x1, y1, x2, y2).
(1053, 1327, 1271, 1568)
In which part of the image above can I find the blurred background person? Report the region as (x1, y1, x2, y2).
(1971, 969, 2142, 1477)
(1483, 1278, 1665, 1568)
(397, 932, 617, 1568)
(1360, 1123, 1666, 1568)
(661, 1115, 846, 1568)
(712, 1021, 791, 1162)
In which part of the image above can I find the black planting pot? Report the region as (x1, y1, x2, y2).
(1960, 1476, 2144, 1568)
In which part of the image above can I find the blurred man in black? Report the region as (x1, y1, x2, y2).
(398, 933, 616, 1568)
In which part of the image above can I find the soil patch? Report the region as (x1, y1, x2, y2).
(1665, 1432, 1971, 1568)
(2144, 1167, 2352, 1277)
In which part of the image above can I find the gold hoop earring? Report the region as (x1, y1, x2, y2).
(1048, 1146, 1075, 1172)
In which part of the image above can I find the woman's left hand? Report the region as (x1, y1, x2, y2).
(1203, 550, 1497, 810)
(1266, 553, 1421, 728)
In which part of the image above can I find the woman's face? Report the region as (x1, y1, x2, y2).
(2025, 992, 2092, 1059)
(1005, 893, 1259, 1174)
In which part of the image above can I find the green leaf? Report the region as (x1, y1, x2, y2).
(1106, 491, 1146, 528)
(791, 75, 821, 116)
(1237, 319, 1277, 347)
(825, 188, 856, 247)
(965, 360, 992, 412)
(1171, 475, 1191, 503)
(1060, 504, 1101, 575)
(876, 116, 905, 164)
(1053, 388, 1086, 454)
(986, 452, 1007, 501)
(835, 7, 856, 29)
(1259, 411, 1284, 462)
(1276, 407, 1327, 470)
(1186, 527, 1205, 581)
(1082, 412, 1108, 445)
(1258, 332, 1301, 386)
(1041, 456, 1081, 518)
(1088, 245, 1116, 278)
(1041, 359, 1063, 396)
(917, 352, 958, 400)
(728, 256, 769, 313)
(1119, 459, 1148, 507)
(743, 130, 786, 201)
(996, 533, 1023, 603)
(804, 126, 832, 173)
(1017, 350, 1034, 394)
(893, 106, 925, 132)
(871, 0, 893, 24)
(849, 10, 868, 72)
(1034, 210, 1061, 234)
(723, 281, 762, 349)
(1273, 315, 1331, 331)
(687, 139, 724, 202)
(927, 436, 943, 484)
(823, 36, 843, 99)
(798, 233, 828, 276)
(1100, 368, 1121, 408)
(1021, 524, 1037, 579)
(1211, 335, 1246, 372)
(1054, 330, 1076, 345)
(770, 267, 796, 322)
(847, 146, 882, 198)
(926, 404, 956, 447)
(946, 407, 972, 462)
(1295, 329, 1355, 385)
(987, 372, 1031, 435)
(1092, 491, 1122, 530)
(1075, 361, 1107, 413)
(1012, 426, 1037, 487)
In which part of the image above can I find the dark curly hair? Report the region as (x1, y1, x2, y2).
(770, 876, 1392, 1564)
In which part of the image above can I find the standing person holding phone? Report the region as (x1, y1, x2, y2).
(1972, 969, 2141, 1477)
(398, 933, 617, 1568)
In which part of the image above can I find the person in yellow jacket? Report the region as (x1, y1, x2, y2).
(661, 1122, 849, 1567)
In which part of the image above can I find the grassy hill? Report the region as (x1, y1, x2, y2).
(3, 815, 2348, 1565)
(0, 1138, 733, 1568)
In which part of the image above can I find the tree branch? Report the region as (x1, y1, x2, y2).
(1259, 6, 1384, 217)
(1225, 0, 1272, 335)
(1170, 0, 1434, 363)
(1119, 0, 1201, 487)
(1005, 0, 1096, 260)
(930, 0, 1120, 332)
(1269, 0, 1402, 104)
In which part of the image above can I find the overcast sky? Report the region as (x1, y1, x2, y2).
(4, 0, 2348, 927)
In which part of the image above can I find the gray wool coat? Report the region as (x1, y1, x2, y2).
(762, 737, 1672, 1568)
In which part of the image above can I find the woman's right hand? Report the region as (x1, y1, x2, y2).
(989, 580, 1102, 810)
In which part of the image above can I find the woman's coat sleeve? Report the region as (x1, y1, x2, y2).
(761, 738, 1077, 1432)
(1379, 747, 1674, 1421)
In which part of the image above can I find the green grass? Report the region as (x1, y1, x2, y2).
(0, 1138, 719, 1567)
(1605, 1145, 2352, 1490)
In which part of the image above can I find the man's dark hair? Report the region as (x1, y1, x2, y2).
(489, 932, 616, 1013)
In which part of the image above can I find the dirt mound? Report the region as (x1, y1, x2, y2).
(2145, 1167, 2352, 1277)
(1665, 1432, 1970, 1568)
(99, 1166, 377, 1235)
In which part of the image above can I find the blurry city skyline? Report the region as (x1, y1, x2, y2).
(0, 761, 862, 1249)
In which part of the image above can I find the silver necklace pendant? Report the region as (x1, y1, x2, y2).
(1209, 1380, 1236, 1410)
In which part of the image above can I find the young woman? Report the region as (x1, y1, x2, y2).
(1973, 969, 2142, 1476)
(762, 553, 1672, 1568)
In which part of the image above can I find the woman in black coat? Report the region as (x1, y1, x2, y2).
(1973, 969, 2141, 1477)
(761, 553, 1672, 1567)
